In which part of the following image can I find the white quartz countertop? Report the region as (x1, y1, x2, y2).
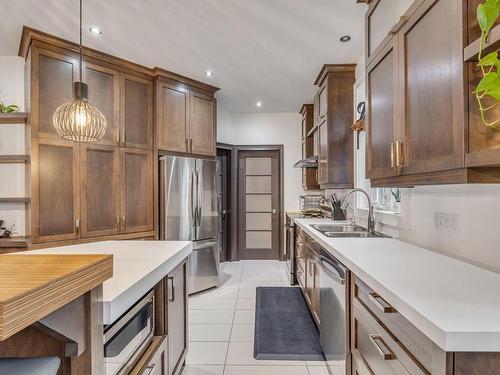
(23, 240, 192, 324)
(295, 218, 500, 352)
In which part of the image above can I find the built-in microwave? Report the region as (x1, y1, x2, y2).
(104, 290, 155, 375)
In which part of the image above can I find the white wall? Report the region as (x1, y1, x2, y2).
(0, 56, 27, 236)
(217, 110, 304, 211)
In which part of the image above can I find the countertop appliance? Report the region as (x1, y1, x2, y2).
(104, 290, 154, 375)
(318, 247, 350, 375)
(160, 156, 220, 294)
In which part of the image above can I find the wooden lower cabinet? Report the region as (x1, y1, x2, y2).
(80, 144, 121, 238)
(130, 336, 168, 375)
(167, 261, 188, 375)
(120, 148, 154, 234)
(31, 138, 80, 242)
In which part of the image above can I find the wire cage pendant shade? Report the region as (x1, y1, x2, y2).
(52, 0, 106, 143)
(53, 82, 106, 142)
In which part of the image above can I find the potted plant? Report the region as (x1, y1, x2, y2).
(391, 188, 401, 214)
(0, 101, 20, 113)
(475, 0, 500, 128)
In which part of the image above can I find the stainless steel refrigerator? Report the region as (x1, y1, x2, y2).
(159, 156, 220, 294)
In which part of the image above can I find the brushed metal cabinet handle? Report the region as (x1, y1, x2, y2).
(190, 138, 194, 152)
(116, 216, 120, 231)
(369, 334, 396, 360)
(368, 292, 397, 313)
(390, 142, 395, 168)
(185, 138, 189, 152)
(121, 216, 126, 232)
(168, 276, 175, 302)
(75, 219, 80, 236)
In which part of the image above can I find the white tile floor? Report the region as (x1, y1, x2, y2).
(184, 260, 339, 375)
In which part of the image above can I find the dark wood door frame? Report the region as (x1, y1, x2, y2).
(235, 144, 284, 261)
(217, 143, 238, 262)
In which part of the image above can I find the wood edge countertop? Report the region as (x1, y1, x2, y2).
(0, 254, 113, 341)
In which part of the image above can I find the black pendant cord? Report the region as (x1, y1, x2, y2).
(79, 0, 83, 82)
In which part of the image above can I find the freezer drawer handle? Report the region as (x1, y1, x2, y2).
(168, 276, 175, 302)
(369, 334, 396, 360)
(368, 292, 397, 313)
(318, 255, 345, 285)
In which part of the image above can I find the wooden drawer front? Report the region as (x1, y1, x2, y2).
(354, 277, 446, 374)
(130, 336, 167, 375)
(353, 306, 427, 375)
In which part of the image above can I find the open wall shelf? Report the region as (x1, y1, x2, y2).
(0, 113, 29, 124)
(0, 155, 30, 163)
(0, 197, 31, 204)
(464, 24, 500, 62)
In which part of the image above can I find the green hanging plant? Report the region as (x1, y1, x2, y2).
(475, 0, 500, 129)
(0, 101, 20, 113)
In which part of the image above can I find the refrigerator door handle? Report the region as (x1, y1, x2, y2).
(191, 170, 197, 231)
(196, 169, 202, 232)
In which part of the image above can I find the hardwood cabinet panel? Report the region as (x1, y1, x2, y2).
(32, 138, 80, 242)
(167, 261, 187, 375)
(120, 148, 154, 233)
(84, 62, 120, 146)
(366, 38, 400, 180)
(190, 92, 216, 156)
(80, 144, 120, 238)
(399, 0, 464, 175)
(121, 74, 153, 149)
(32, 47, 79, 139)
(157, 82, 188, 152)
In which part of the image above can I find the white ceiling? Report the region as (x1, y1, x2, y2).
(0, 0, 366, 113)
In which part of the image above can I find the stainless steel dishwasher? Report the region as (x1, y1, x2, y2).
(318, 248, 350, 375)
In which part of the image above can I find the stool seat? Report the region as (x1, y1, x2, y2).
(0, 357, 61, 375)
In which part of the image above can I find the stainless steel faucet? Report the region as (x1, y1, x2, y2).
(341, 188, 375, 233)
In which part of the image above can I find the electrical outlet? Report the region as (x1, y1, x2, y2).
(433, 212, 460, 233)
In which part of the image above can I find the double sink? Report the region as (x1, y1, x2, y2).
(311, 223, 388, 238)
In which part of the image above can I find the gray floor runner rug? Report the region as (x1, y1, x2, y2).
(254, 287, 324, 361)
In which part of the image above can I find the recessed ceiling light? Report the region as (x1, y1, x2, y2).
(89, 27, 102, 35)
(256, 101, 262, 107)
(340, 35, 351, 43)
(205, 70, 213, 77)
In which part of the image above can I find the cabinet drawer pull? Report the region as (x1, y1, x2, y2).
(144, 363, 156, 375)
(168, 276, 175, 302)
(369, 334, 396, 360)
(390, 16, 408, 35)
(395, 140, 406, 167)
(390, 142, 396, 168)
(368, 292, 397, 313)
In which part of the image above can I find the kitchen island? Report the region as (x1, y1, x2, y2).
(0, 240, 192, 375)
(295, 218, 500, 374)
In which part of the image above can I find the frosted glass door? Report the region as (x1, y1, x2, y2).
(238, 151, 280, 260)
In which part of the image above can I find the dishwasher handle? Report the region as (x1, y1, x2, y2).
(318, 255, 346, 285)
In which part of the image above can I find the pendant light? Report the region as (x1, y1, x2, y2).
(53, 0, 106, 142)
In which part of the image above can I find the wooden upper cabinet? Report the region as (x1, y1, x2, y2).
(157, 81, 188, 153)
(80, 144, 120, 238)
(32, 138, 80, 242)
(313, 65, 355, 189)
(366, 0, 415, 63)
(31, 47, 79, 139)
(120, 148, 154, 234)
(121, 74, 153, 150)
(399, 0, 464, 175)
(189, 92, 216, 157)
(366, 37, 400, 180)
(83, 61, 120, 146)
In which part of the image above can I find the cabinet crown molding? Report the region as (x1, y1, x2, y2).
(314, 63, 357, 86)
(153, 67, 220, 94)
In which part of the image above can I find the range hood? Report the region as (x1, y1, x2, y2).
(293, 155, 318, 168)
